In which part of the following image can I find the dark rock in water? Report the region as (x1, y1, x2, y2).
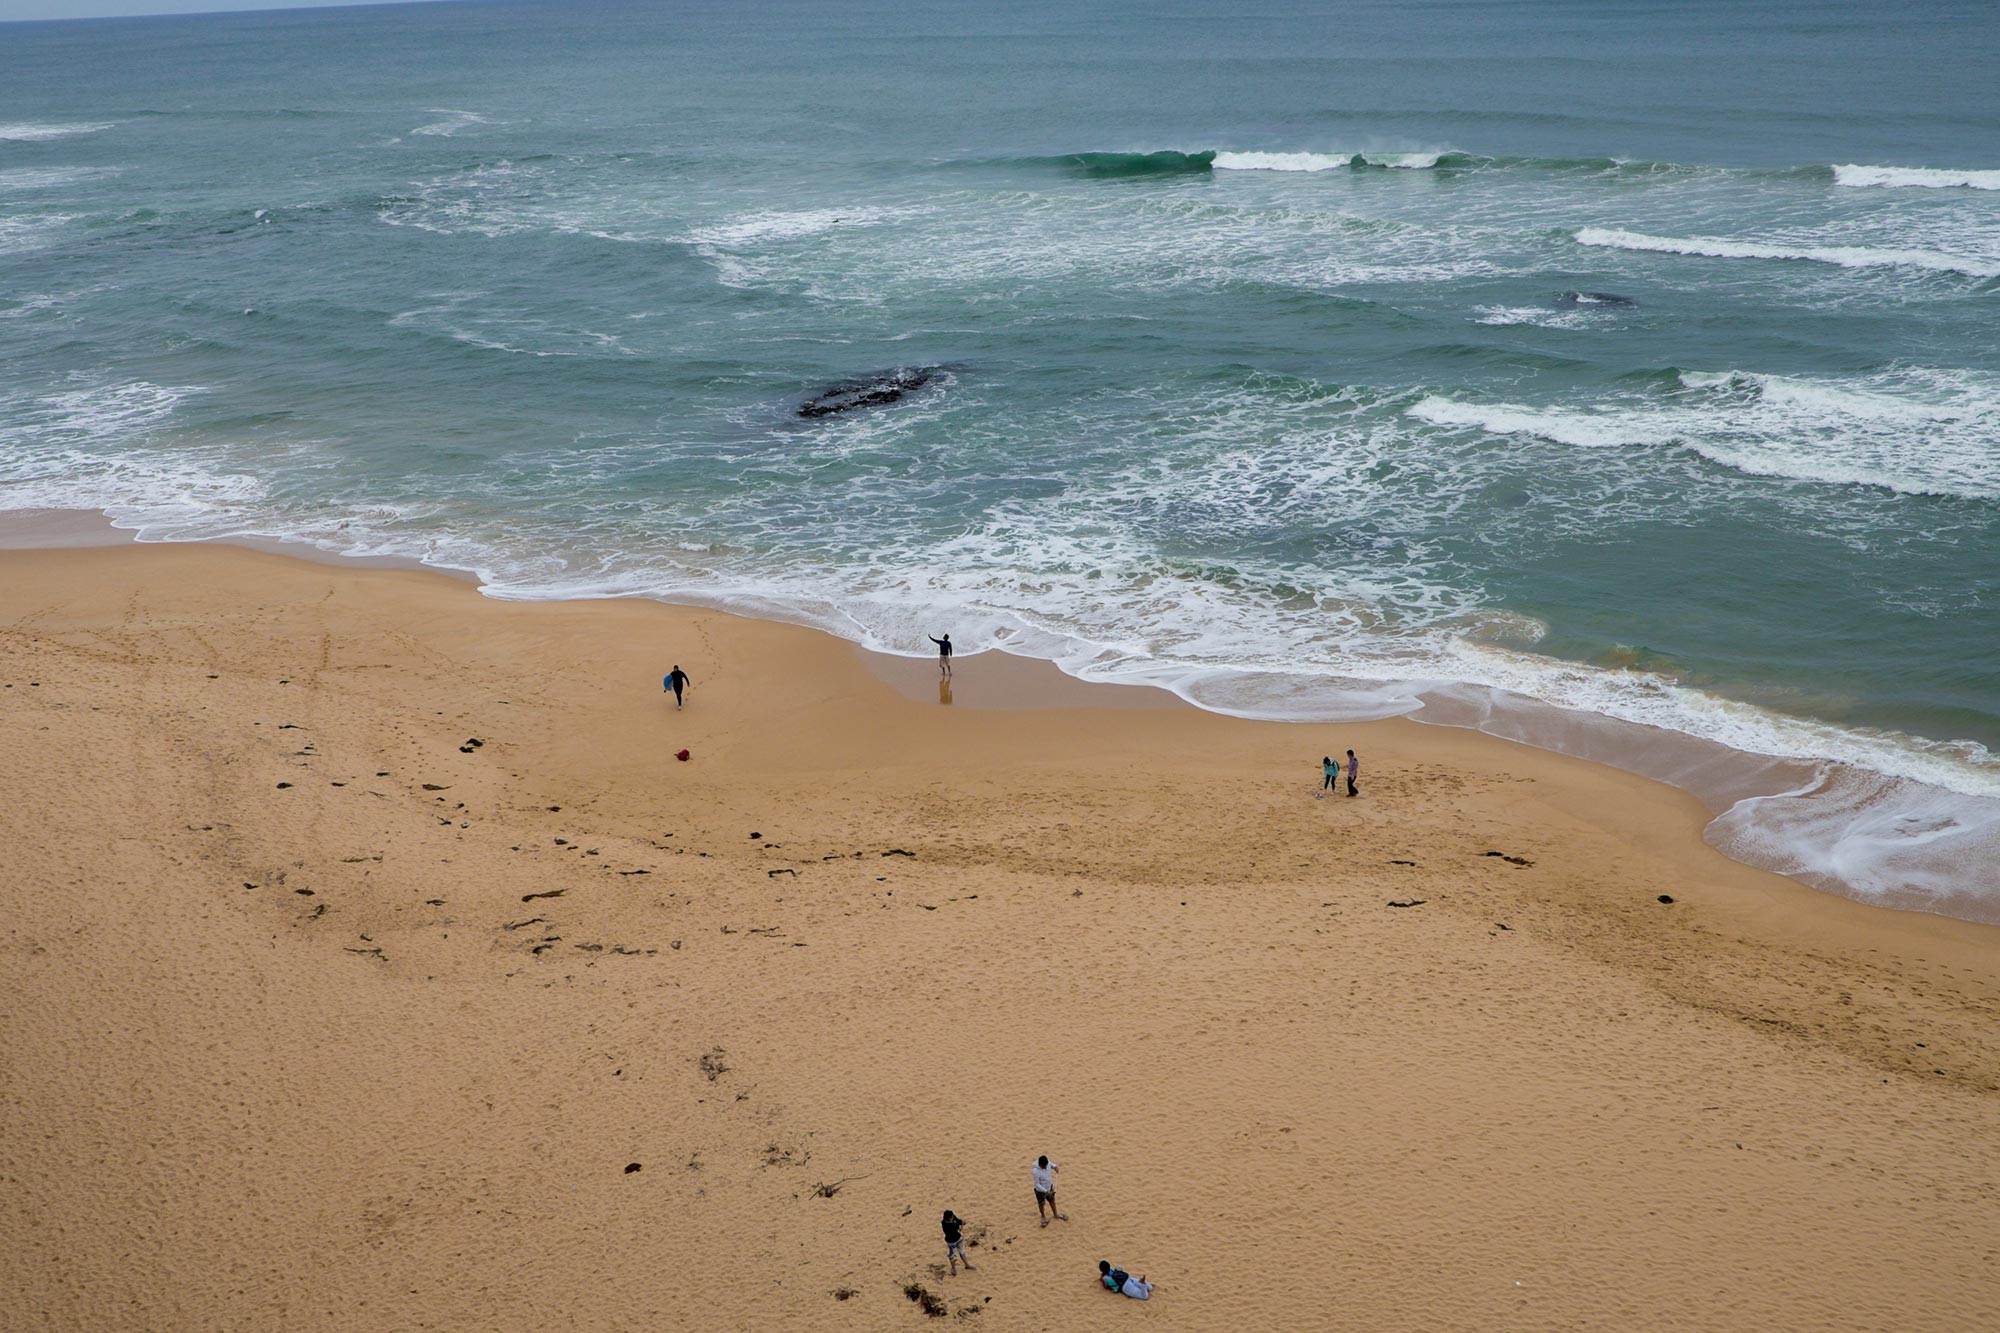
(1553, 290, 1638, 308)
(798, 366, 941, 419)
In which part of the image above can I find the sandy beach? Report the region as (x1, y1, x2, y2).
(2, 539, 1997, 1333)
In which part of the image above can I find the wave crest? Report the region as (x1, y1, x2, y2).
(411, 109, 492, 138)
(1053, 150, 1216, 177)
(0, 121, 115, 142)
(1833, 164, 2000, 191)
(1573, 227, 2000, 279)
(1211, 151, 1353, 172)
(1409, 368, 2000, 499)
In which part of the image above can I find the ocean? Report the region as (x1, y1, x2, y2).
(2, 0, 1996, 915)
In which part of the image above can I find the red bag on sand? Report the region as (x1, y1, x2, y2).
(676, 749, 690, 762)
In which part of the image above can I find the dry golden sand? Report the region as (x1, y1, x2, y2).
(2, 542, 1997, 1333)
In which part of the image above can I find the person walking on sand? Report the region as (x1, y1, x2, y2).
(663, 664, 692, 709)
(929, 633, 953, 677)
(942, 1209, 975, 1274)
(1321, 755, 1338, 795)
(1033, 1155, 1067, 1227)
(1346, 748, 1360, 798)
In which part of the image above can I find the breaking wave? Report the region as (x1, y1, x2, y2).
(1573, 227, 2000, 279)
(0, 121, 116, 142)
(1409, 366, 2000, 499)
(1832, 164, 2000, 190)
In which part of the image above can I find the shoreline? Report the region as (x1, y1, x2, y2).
(3, 538, 1996, 1331)
(1, 529, 1992, 958)
(5, 505, 1992, 925)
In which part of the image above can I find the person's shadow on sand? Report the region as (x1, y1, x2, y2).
(939, 677, 953, 706)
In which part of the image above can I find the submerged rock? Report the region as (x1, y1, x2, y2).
(797, 366, 943, 418)
(1553, 290, 1638, 307)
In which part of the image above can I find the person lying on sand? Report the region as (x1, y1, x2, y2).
(1032, 1154, 1067, 1226)
(942, 1209, 975, 1275)
(1098, 1259, 1152, 1299)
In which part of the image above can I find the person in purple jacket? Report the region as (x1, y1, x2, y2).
(1346, 748, 1360, 798)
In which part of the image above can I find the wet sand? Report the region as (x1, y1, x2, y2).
(2, 541, 1995, 1332)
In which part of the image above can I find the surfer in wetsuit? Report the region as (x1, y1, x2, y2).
(664, 664, 692, 708)
(930, 633, 953, 677)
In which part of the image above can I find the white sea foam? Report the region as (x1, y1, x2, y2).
(0, 121, 115, 142)
(376, 161, 557, 237)
(1832, 164, 2000, 191)
(683, 188, 1505, 302)
(0, 293, 62, 320)
(687, 206, 932, 297)
(0, 380, 267, 534)
(0, 214, 75, 256)
(389, 293, 633, 358)
(1409, 394, 1636, 448)
(1708, 770, 2000, 918)
(687, 206, 912, 249)
(0, 166, 116, 192)
(1471, 304, 1601, 329)
(1409, 367, 2000, 498)
(411, 109, 492, 138)
(1213, 152, 1355, 172)
(2, 379, 196, 449)
(1574, 227, 2000, 279)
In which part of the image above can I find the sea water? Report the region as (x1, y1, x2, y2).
(2, 0, 1996, 914)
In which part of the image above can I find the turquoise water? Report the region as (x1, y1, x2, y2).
(3, 0, 1997, 913)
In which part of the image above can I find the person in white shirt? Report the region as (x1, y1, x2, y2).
(1032, 1154, 1067, 1227)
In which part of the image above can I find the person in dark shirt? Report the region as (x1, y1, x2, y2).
(664, 665, 692, 709)
(1346, 748, 1360, 798)
(942, 1209, 975, 1274)
(929, 633, 953, 677)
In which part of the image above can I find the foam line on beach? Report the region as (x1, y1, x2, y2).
(9, 503, 1996, 922)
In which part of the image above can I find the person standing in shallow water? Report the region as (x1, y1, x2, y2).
(929, 633, 953, 677)
(664, 664, 691, 709)
(1346, 748, 1360, 798)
